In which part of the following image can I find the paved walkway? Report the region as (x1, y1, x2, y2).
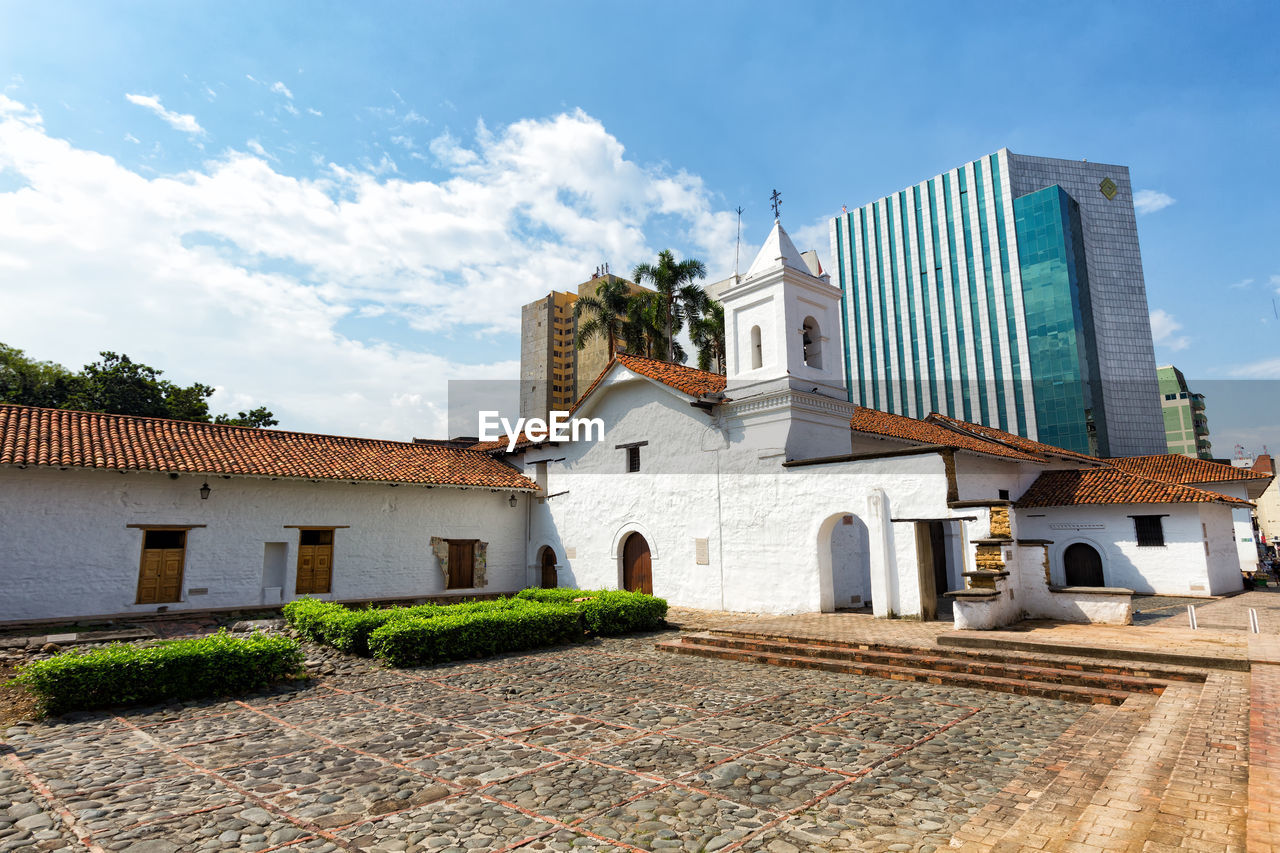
(2, 632, 1090, 853)
(8, 594, 1280, 852)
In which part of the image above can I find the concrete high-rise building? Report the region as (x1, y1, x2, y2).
(827, 148, 1165, 457)
(519, 273, 650, 420)
(1157, 365, 1211, 459)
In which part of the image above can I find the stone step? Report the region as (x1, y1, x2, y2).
(682, 632, 1184, 695)
(706, 628, 1209, 684)
(946, 701, 1137, 851)
(938, 632, 1248, 672)
(655, 638, 1131, 706)
(1040, 681, 1201, 851)
(977, 691, 1161, 852)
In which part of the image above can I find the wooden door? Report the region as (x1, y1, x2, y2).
(622, 533, 652, 594)
(297, 529, 334, 594)
(137, 529, 186, 604)
(447, 540, 475, 589)
(540, 548, 558, 588)
(1064, 543, 1104, 587)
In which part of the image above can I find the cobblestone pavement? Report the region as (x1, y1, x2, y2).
(0, 631, 1091, 853)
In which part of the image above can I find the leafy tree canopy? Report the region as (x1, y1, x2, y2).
(0, 343, 278, 427)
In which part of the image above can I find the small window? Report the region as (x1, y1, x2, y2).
(750, 325, 762, 370)
(1133, 515, 1165, 547)
(998, 489, 1010, 501)
(802, 316, 822, 369)
(627, 445, 641, 473)
(144, 529, 185, 550)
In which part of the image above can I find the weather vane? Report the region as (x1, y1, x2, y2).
(770, 189, 781, 220)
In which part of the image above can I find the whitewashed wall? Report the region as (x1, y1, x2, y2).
(1014, 502, 1242, 596)
(0, 467, 528, 622)
(526, 374, 960, 617)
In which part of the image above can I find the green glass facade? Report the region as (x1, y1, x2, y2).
(1013, 186, 1097, 455)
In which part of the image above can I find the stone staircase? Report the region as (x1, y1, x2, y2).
(655, 630, 1206, 705)
(947, 671, 1248, 851)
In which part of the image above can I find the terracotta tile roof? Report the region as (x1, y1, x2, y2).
(0, 404, 538, 491)
(850, 407, 1043, 463)
(927, 413, 1102, 463)
(615, 353, 728, 397)
(1014, 467, 1250, 509)
(1256, 454, 1275, 476)
(1110, 454, 1272, 485)
(570, 353, 727, 415)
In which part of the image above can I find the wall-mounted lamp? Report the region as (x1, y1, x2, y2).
(199, 482, 211, 500)
(508, 494, 518, 508)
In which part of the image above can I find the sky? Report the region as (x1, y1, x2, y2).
(0, 1, 1277, 453)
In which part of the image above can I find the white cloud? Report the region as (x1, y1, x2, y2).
(269, 81, 293, 99)
(306, 107, 323, 117)
(0, 99, 737, 439)
(245, 139, 277, 162)
(1149, 309, 1190, 351)
(1229, 277, 1254, 290)
(1231, 358, 1280, 379)
(1272, 274, 1280, 290)
(124, 93, 204, 135)
(123, 132, 140, 144)
(1133, 189, 1175, 215)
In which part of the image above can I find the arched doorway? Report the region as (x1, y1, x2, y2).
(817, 513, 872, 612)
(1063, 543, 1104, 586)
(622, 533, 652, 594)
(539, 547, 558, 589)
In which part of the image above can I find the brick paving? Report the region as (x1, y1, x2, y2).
(3, 602, 1277, 852)
(2, 631, 1093, 853)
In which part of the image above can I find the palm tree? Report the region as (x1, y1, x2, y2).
(690, 298, 726, 373)
(574, 276, 632, 359)
(631, 250, 707, 362)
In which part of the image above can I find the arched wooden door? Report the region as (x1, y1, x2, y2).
(622, 533, 652, 594)
(540, 547, 558, 588)
(1063, 543, 1104, 586)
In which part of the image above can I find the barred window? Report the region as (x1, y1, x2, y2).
(1132, 515, 1165, 548)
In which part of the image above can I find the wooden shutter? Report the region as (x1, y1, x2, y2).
(447, 540, 475, 589)
(137, 529, 186, 604)
(296, 529, 334, 594)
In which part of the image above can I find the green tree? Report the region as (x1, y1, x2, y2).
(689, 298, 726, 373)
(215, 406, 279, 428)
(573, 276, 633, 360)
(622, 290, 667, 359)
(631, 249, 707, 362)
(0, 344, 80, 408)
(0, 343, 277, 427)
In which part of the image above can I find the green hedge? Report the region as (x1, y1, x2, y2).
(368, 602, 582, 667)
(515, 588, 668, 634)
(282, 600, 441, 656)
(12, 632, 303, 714)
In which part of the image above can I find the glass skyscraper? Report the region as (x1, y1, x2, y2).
(828, 148, 1166, 457)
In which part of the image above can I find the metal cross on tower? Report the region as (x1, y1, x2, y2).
(769, 189, 781, 219)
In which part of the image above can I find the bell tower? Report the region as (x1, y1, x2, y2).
(717, 217, 855, 460)
(721, 219, 847, 397)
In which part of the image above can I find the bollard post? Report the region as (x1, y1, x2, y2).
(1187, 604, 1197, 630)
(1250, 608, 1260, 634)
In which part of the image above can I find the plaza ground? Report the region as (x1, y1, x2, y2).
(3, 591, 1279, 851)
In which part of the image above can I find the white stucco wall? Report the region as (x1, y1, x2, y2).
(0, 466, 528, 622)
(1014, 502, 1242, 596)
(526, 375, 964, 617)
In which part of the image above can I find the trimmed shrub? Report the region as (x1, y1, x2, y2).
(12, 631, 303, 714)
(282, 599, 440, 655)
(515, 588, 668, 634)
(369, 602, 583, 667)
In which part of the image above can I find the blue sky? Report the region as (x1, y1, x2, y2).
(0, 1, 1277, 450)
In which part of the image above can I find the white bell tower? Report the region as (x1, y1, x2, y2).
(717, 218, 855, 459)
(722, 219, 847, 396)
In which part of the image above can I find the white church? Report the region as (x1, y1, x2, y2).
(0, 223, 1268, 628)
